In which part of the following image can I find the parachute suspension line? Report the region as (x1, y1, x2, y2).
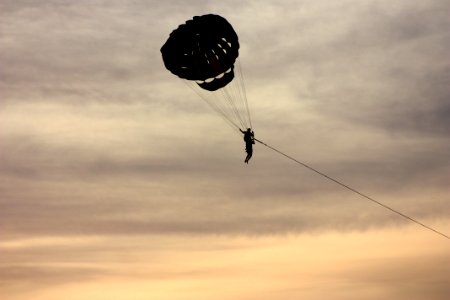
(255, 138, 450, 240)
(208, 82, 245, 132)
(183, 81, 241, 134)
(221, 61, 250, 130)
(220, 85, 247, 130)
(237, 60, 252, 129)
(186, 82, 240, 133)
(182, 63, 252, 134)
(220, 59, 252, 131)
(218, 70, 246, 129)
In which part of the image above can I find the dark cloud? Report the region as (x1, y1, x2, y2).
(239, 0, 450, 139)
(1, 0, 449, 241)
(1, 120, 449, 239)
(0, 0, 165, 105)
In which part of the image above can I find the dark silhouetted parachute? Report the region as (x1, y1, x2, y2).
(161, 14, 239, 91)
(161, 14, 252, 132)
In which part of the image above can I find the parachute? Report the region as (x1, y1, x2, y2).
(161, 14, 252, 131)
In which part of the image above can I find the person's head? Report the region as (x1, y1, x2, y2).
(247, 128, 251, 132)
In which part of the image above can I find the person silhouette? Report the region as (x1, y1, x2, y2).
(240, 128, 255, 163)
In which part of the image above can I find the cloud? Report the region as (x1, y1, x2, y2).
(335, 254, 450, 300)
(0, 0, 169, 104)
(236, 0, 450, 139)
(1, 0, 449, 239)
(2, 2, 449, 300)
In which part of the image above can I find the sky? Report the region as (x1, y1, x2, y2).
(1, 0, 449, 299)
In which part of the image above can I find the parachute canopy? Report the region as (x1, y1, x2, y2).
(161, 14, 239, 91)
(161, 14, 251, 132)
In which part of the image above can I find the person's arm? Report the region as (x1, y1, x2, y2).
(239, 128, 245, 134)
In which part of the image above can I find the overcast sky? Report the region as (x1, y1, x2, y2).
(1, 0, 449, 299)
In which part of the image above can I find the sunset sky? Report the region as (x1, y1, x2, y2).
(1, 0, 449, 299)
